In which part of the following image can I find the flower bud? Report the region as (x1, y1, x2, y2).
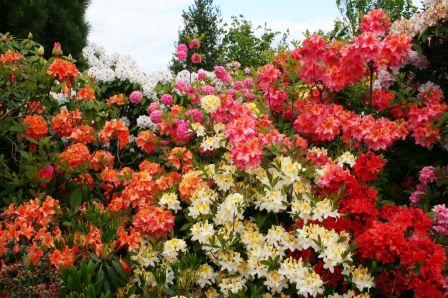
(27, 32, 33, 40)
(52, 42, 63, 56)
(1, 34, 7, 42)
(37, 46, 45, 57)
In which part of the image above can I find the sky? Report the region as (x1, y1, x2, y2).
(86, 0, 421, 71)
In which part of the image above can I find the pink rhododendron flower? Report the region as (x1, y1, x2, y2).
(129, 91, 143, 104)
(189, 38, 200, 49)
(150, 110, 163, 123)
(161, 94, 174, 106)
(191, 53, 202, 64)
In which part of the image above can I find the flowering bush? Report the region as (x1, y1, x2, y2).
(0, 2, 447, 297)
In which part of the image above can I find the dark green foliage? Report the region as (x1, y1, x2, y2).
(170, 0, 224, 73)
(329, 0, 417, 39)
(0, 0, 90, 59)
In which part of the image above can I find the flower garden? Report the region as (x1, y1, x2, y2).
(0, 2, 448, 297)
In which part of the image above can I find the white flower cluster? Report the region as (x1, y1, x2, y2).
(82, 43, 172, 98)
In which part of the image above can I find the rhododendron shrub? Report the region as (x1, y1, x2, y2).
(1, 4, 448, 297)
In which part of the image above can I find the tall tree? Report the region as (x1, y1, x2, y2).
(329, 0, 417, 39)
(220, 15, 280, 69)
(170, 0, 224, 73)
(0, 0, 90, 60)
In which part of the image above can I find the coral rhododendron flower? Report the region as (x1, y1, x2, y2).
(135, 130, 158, 154)
(132, 206, 175, 238)
(47, 58, 79, 82)
(22, 115, 48, 139)
(99, 119, 130, 149)
(57, 143, 91, 169)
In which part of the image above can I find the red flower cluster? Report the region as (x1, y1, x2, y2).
(358, 206, 446, 297)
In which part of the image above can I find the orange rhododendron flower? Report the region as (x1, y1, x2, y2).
(107, 94, 126, 106)
(116, 226, 142, 250)
(49, 245, 75, 270)
(69, 125, 96, 144)
(27, 244, 44, 265)
(22, 115, 48, 139)
(132, 206, 175, 238)
(89, 150, 114, 171)
(0, 51, 24, 64)
(139, 160, 164, 175)
(48, 58, 79, 82)
(27, 101, 45, 114)
(167, 147, 193, 172)
(136, 130, 158, 154)
(179, 170, 205, 199)
(51, 108, 82, 137)
(99, 119, 130, 149)
(57, 143, 91, 169)
(76, 85, 95, 101)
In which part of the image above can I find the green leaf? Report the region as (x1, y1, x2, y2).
(70, 188, 83, 209)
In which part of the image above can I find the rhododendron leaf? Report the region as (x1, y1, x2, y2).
(69, 188, 83, 209)
(111, 260, 127, 280)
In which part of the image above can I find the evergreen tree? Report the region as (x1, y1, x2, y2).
(0, 0, 90, 59)
(170, 0, 224, 73)
(329, 0, 417, 39)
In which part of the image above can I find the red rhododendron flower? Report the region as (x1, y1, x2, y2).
(353, 152, 385, 182)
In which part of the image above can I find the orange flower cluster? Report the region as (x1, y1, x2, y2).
(89, 150, 114, 171)
(47, 58, 79, 82)
(116, 226, 142, 250)
(51, 108, 82, 137)
(135, 130, 158, 154)
(21, 115, 48, 139)
(78, 226, 102, 256)
(167, 147, 193, 172)
(49, 245, 76, 270)
(179, 170, 205, 199)
(76, 85, 95, 101)
(57, 143, 91, 169)
(107, 94, 126, 106)
(132, 206, 175, 238)
(121, 171, 158, 208)
(0, 196, 61, 264)
(0, 51, 24, 64)
(27, 101, 45, 114)
(69, 125, 96, 144)
(99, 119, 130, 149)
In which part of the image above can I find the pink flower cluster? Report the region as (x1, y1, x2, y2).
(410, 166, 437, 206)
(433, 204, 448, 236)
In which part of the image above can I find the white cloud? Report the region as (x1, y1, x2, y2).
(87, 0, 190, 71)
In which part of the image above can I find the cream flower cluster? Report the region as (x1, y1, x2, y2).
(390, 0, 448, 37)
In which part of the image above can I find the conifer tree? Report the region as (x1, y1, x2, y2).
(170, 0, 224, 73)
(0, 0, 90, 59)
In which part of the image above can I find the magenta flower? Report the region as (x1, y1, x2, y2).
(150, 110, 163, 123)
(161, 94, 174, 106)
